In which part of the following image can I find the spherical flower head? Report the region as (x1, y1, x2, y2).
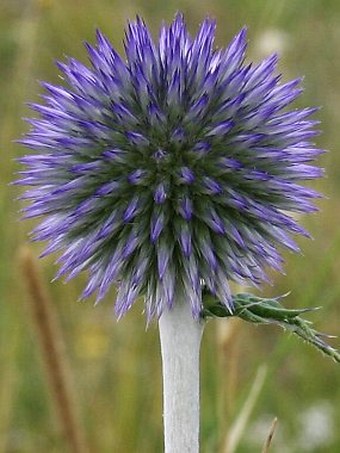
(18, 13, 323, 320)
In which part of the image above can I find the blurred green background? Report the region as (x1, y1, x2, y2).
(1, 0, 339, 451)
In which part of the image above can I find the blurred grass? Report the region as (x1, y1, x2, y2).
(1, 0, 340, 451)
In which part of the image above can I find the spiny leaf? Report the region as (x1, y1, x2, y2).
(202, 291, 340, 363)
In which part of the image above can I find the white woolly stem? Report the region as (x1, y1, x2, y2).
(159, 300, 205, 453)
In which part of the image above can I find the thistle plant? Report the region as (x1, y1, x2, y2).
(17, 13, 336, 452)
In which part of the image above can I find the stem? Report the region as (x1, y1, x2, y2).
(159, 300, 205, 453)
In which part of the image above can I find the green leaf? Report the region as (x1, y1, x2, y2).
(202, 291, 340, 363)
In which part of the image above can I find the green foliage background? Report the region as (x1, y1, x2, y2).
(1, 0, 339, 451)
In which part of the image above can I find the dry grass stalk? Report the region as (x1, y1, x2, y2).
(19, 245, 89, 453)
(222, 365, 267, 453)
(262, 417, 278, 453)
(216, 318, 242, 442)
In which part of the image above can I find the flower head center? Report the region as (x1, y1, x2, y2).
(152, 148, 168, 162)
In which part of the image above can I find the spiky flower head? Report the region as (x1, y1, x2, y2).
(18, 14, 323, 320)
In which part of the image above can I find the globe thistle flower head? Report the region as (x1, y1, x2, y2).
(18, 13, 323, 320)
